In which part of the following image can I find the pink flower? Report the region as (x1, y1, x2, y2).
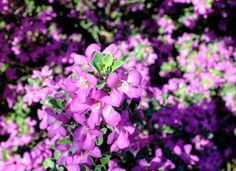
(107, 70, 142, 99)
(107, 111, 135, 152)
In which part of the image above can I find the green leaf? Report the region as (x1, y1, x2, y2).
(96, 137, 103, 146)
(94, 167, 102, 171)
(102, 53, 113, 69)
(162, 124, 174, 134)
(234, 128, 236, 136)
(161, 62, 176, 71)
(48, 96, 65, 110)
(0, 63, 8, 74)
(106, 125, 113, 130)
(110, 60, 123, 72)
(100, 127, 107, 134)
(2, 149, 10, 160)
(90, 51, 104, 73)
(94, 165, 106, 171)
(70, 146, 76, 154)
(27, 78, 42, 87)
(100, 156, 110, 165)
(53, 151, 60, 160)
(48, 98, 61, 109)
(58, 166, 66, 171)
(27, 78, 35, 86)
(81, 165, 91, 171)
(42, 158, 55, 169)
(57, 99, 66, 108)
(96, 81, 106, 89)
(57, 138, 72, 144)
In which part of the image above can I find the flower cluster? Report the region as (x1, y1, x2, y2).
(1, 0, 236, 170)
(41, 45, 142, 170)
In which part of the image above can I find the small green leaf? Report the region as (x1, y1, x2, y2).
(110, 60, 123, 72)
(234, 128, 236, 136)
(102, 53, 113, 69)
(57, 99, 66, 108)
(96, 137, 103, 146)
(100, 127, 107, 134)
(57, 138, 71, 144)
(0, 63, 8, 74)
(42, 158, 55, 169)
(94, 165, 106, 171)
(90, 51, 104, 73)
(94, 167, 102, 171)
(96, 81, 106, 89)
(27, 78, 42, 87)
(58, 166, 66, 171)
(27, 78, 35, 86)
(100, 156, 110, 165)
(48, 98, 62, 109)
(53, 151, 60, 160)
(81, 165, 91, 171)
(70, 146, 76, 154)
(106, 125, 113, 130)
(48, 96, 65, 110)
(162, 124, 174, 134)
(2, 149, 10, 160)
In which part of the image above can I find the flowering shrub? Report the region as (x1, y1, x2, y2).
(1, 0, 236, 171)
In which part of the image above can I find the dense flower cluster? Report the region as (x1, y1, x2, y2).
(1, 0, 236, 171)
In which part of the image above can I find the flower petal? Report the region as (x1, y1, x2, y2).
(102, 44, 117, 55)
(72, 53, 87, 65)
(85, 44, 101, 60)
(87, 110, 101, 129)
(116, 132, 129, 149)
(127, 71, 142, 87)
(107, 72, 119, 88)
(102, 105, 121, 127)
(90, 147, 102, 158)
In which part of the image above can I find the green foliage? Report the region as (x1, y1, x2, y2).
(42, 157, 65, 171)
(221, 83, 236, 95)
(5, 96, 31, 136)
(100, 155, 111, 165)
(27, 78, 42, 87)
(48, 96, 67, 113)
(56, 138, 72, 145)
(161, 61, 177, 71)
(102, 53, 113, 70)
(2, 149, 10, 160)
(110, 60, 123, 72)
(96, 81, 106, 89)
(96, 137, 104, 146)
(0, 63, 8, 74)
(24, 0, 35, 16)
(161, 124, 174, 134)
(81, 165, 92, 171)
(94, 165, 106, 171)
(100, 127, 108, 134)
(42, 158, 55, 169)
(53, 151, 61, 160)
(131, 44, 148, 61)
(90, 51, 104, 74)
(90, 52, 123, 74)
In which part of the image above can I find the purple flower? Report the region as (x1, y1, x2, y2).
(73, 126, 102, 157)
(107, 111, 135, 152)
(107, 70, 142, 99)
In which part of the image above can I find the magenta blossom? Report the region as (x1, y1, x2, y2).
(107, 70, 142, 99)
